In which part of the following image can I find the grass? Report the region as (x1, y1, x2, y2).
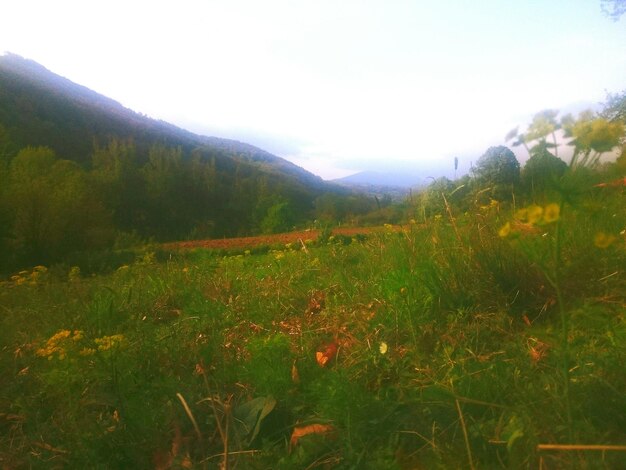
(1, 187, 625, 469)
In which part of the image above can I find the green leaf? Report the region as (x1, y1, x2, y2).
(506, 429, 524, 452)
(233, 395, 276, 444)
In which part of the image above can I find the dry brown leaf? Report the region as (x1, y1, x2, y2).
(290, 423, 335, 448)
(316, 342, 337, 367)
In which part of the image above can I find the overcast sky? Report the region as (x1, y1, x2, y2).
(2, 1, 625, 179)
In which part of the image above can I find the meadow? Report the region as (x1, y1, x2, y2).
(1, 176, 625, 469)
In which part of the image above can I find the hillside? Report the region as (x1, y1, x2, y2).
(0, 53, 327, 189)
(0, 54, 384, 271)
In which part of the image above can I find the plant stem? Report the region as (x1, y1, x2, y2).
(552, 201, 573, 439)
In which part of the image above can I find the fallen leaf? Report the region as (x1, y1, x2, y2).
(290, 423, 335, 449)
(316, 342, 338, 367)
(291, 360, 300, 384)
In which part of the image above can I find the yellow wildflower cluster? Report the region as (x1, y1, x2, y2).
(515, 203, 560, 225)
(94, 334, 126, 352)
(6, 266, 47, 287)
(499, 203, 560, 238)
(68, 266, 81, 282)
(480, 199, 500, 211)
(36, 329, 83, 360)
(36, 330, 126, 359)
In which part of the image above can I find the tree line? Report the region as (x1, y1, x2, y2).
(0, 132, 384, 272)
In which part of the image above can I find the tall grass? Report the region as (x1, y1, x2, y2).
(1, 185, 625, 468)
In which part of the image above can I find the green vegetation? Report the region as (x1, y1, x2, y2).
(2, 142, 625, 468)
(2, 53, 626, 468)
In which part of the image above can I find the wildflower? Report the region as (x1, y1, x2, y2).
(594, 232, 616, 249)
(33, 265, 47, 273)
(542, 203, 560, 223)
(514, 208, 528, 221)
(94, 334, 126, 351)
(379, 342, 388, 355)
(79, 347, 96, 356)
(68, 266, 81, 282)
(527, 205, 543, 224)
(36, 330, 72, 359)
(498, 222, 512, 238)
(434, 214, 443, 221)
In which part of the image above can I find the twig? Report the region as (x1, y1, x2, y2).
(537, 444, 626, 451)
(33, 441, 69, 454)
(201, 450, 261, 463)
(397, 430, 437, 450)
(176, 393, 203, 442)
(455, 398, 475, 470)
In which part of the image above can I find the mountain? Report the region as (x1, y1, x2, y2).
(0, 53, 326, 189)
(333, 170, 431, 189)
(1, 53, 373, 268)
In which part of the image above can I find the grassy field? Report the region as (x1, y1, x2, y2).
(1, 187, 625, 469)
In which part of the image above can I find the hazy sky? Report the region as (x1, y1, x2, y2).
(2, 1, 625, 179)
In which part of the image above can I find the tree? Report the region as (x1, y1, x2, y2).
(473, 146, 520, 200)
(8, 146, 111, 264)
(601, 0, 626, 20)
(261, 200, 296, 234)
(600, 90, 626, 124)
(91, 139, 146, 234)
(522, 150, 568, 197)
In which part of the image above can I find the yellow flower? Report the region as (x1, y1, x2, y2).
(498, 222, 512, 238)
(379, 342, 388, 355)
(527, 205, 543, 224)
(79, 347, 96, 356)
(594, 232, 616, 249)
(95, 334, 126, 351)
(514, 208, 528, 221)
(542, 203, 560, 223)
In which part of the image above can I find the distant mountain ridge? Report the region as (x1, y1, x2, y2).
(0, 53, 326, 189)
(333, 170, 431, 189)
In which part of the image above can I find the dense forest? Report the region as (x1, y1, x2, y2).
(0, 55, 385, 272)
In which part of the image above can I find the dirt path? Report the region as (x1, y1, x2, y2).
(164, 226, 397, 251)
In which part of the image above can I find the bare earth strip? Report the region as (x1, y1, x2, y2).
(163, 226, 398, 251)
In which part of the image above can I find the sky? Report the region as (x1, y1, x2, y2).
(2, 1, 625, 180)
